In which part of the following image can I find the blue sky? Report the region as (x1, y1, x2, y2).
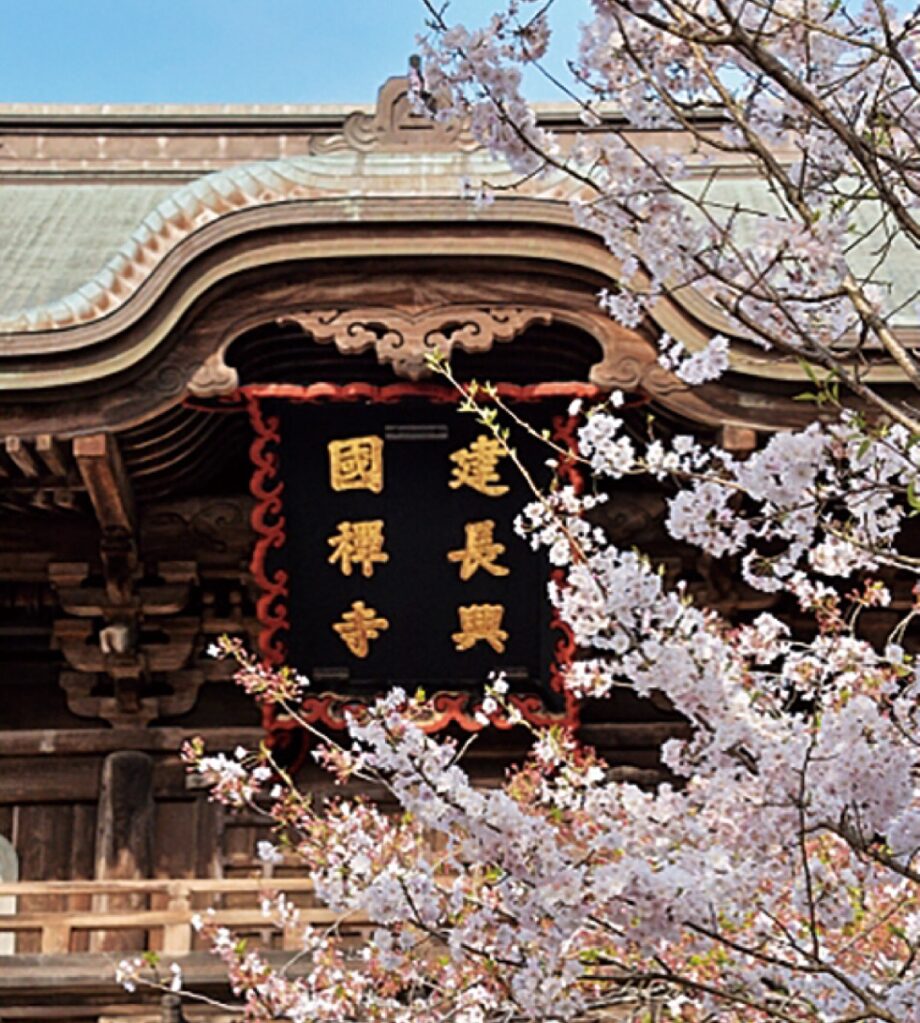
(0, 0, 587, 105)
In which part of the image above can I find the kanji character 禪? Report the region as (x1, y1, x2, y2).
(452, 603, 508, 654)
(332, 601, 389, 658)
(327, 519, 389, 578)
(328, 435, 384, 493)
(447, 519, 509, 581)
(448, 435, 509, 497)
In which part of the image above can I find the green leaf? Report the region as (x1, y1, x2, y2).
(907, 478, 920, 516)
(797, 358, 819, 384)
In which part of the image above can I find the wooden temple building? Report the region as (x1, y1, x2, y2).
(0, 76, 916, 1021)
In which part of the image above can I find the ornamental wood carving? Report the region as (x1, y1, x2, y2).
(277, 306, 553, 380)
(188, 351, 240, 398)
(308, 76, 477, 154)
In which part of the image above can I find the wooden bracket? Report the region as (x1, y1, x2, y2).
(73, 433, 136, 603)
(4, 436, 40, 477)
(718, 424, 759, 457)
(35, 434, 68, 477)
(73, 433, 135, 535)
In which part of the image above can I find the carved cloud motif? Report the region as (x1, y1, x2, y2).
(277, 306, 553, 379)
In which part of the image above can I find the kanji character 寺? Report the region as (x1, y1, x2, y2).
(332, 601, 389, 658)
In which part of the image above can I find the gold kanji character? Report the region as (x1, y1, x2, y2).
(328, 436, 384, 493)
(332, 600, 389, 658)
(448, 435, 509, 497)
(452, 603, 508, 654)
(447, 519, 510, 581)
(328, 519, 389, 578)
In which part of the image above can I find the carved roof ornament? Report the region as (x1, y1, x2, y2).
(188, 351, 240, 398)
(278, 305, 553, 380)
(309, 73, 477, 154)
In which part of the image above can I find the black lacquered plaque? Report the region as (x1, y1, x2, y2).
(248, 388, 579, 733)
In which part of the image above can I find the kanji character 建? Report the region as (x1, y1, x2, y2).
(448, 435, 508, 497)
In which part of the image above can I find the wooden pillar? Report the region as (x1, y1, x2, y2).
(91, 750, 154, 952)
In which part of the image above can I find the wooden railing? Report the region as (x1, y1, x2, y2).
(0, 877, 367, 956)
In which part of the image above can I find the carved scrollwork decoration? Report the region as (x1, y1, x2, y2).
(278, 305, 553, 380)
(188, 350, 239, 398)
(588, 329, 690, 396)
(308, 76, 477, 154)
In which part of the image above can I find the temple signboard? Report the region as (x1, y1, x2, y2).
(246, 383, 587, 735)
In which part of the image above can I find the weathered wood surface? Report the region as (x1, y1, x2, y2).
(0, 1005, 171, 1020)
(0, 756, 187, 803)
(12, 803, 94, 953)
(0, 728, 258, 761)
(92, 751, 155, 952)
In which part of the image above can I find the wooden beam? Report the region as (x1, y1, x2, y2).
(4, 905, 361, 931)
(95, 752, 155, 880)
(34, 435, 68, 477)
(4, 437, 39, 478)
(0, 756, 187, 804)
(0, 948, 305, 996)
(0, 878, 316, 896)
(0, 1005, 169, 1019)
(51, 488, 77, 511)
(0, 726, 264, 757)
(0, 758, 102, 804)
(72, 433, 135, 534)
(578, 721, 691, 748)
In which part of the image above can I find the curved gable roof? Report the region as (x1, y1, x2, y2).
(0, 79, 914, 393)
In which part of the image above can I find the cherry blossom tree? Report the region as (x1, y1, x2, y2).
(419, 0, 920, 430)
(121, 2, 920, 1021)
